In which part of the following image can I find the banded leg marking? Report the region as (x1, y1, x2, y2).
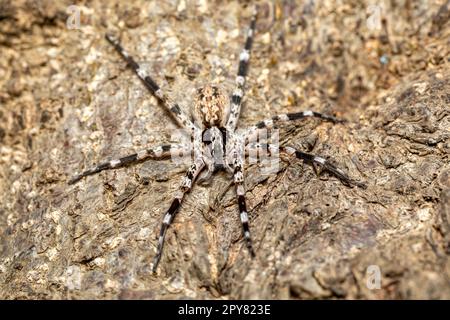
(255, 111, 343, 129)
(282, 146, 366, 188)
(105, 34, 198, 132)
(152, 158, 205, 273)
(245, 110, 344, 142)
(68, 144, 184, 185)
(234, 163, 256, 257)
(226, 7, 258, 131)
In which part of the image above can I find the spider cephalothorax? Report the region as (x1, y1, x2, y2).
(69, 6, 364, 274)
(193, 85, 229, 129)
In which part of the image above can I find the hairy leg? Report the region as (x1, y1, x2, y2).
(68, 144, 186, 185)
(244, 110, 343, 142)
(152, 158, 205, 272)
(225, 6, 258, 132)
(105, 34, 198, 132)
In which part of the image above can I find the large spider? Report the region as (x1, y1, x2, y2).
(69, 7, 365, 273)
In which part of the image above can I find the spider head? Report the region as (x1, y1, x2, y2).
(193, 85, 229, 128)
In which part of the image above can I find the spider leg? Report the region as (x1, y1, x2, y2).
(105, 34, 198, 132)
(152, 158, 205, 273)
(225, 7, 257, 132)
(245, 143, 365, 187)
(233, 160, 256, 257)
(245, 110, 344, 141)
(198, 127, 225, 183)
(282, 146, 366, 188)
(68, 144, 187, 185)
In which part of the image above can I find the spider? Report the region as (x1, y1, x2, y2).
(68, 7, 365, 273)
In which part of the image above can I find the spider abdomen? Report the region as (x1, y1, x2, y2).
(193, 85, 229, 128)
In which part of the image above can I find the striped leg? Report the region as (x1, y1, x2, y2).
(233, 160, 256, 257)
(225, 7, 257, 132)
(245, 110, 344, 142)
(105, 34, 198, 132)
(152, 158, 205, 273)
(281, 146, 366, 188)
(244, 143, 365, 187)
(68, 144, 186, 185)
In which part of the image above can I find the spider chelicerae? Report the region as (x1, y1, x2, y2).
(69, 7, 365, 273)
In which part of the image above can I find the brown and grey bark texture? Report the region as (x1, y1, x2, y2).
(0, 0, 449, 299)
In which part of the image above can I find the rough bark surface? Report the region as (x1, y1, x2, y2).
(0, 0, 449, 299)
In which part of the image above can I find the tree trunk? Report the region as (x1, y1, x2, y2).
(0, 0, 449, 299)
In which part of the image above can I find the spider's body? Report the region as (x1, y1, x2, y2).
(193, 85, 230, 175)
(69, 7, 364, 273)
(194, 85, 229, 128)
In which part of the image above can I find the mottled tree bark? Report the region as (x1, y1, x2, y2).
(0, 0, 449, 299)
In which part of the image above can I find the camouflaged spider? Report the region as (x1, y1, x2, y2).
(69, 7, 364, 273)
